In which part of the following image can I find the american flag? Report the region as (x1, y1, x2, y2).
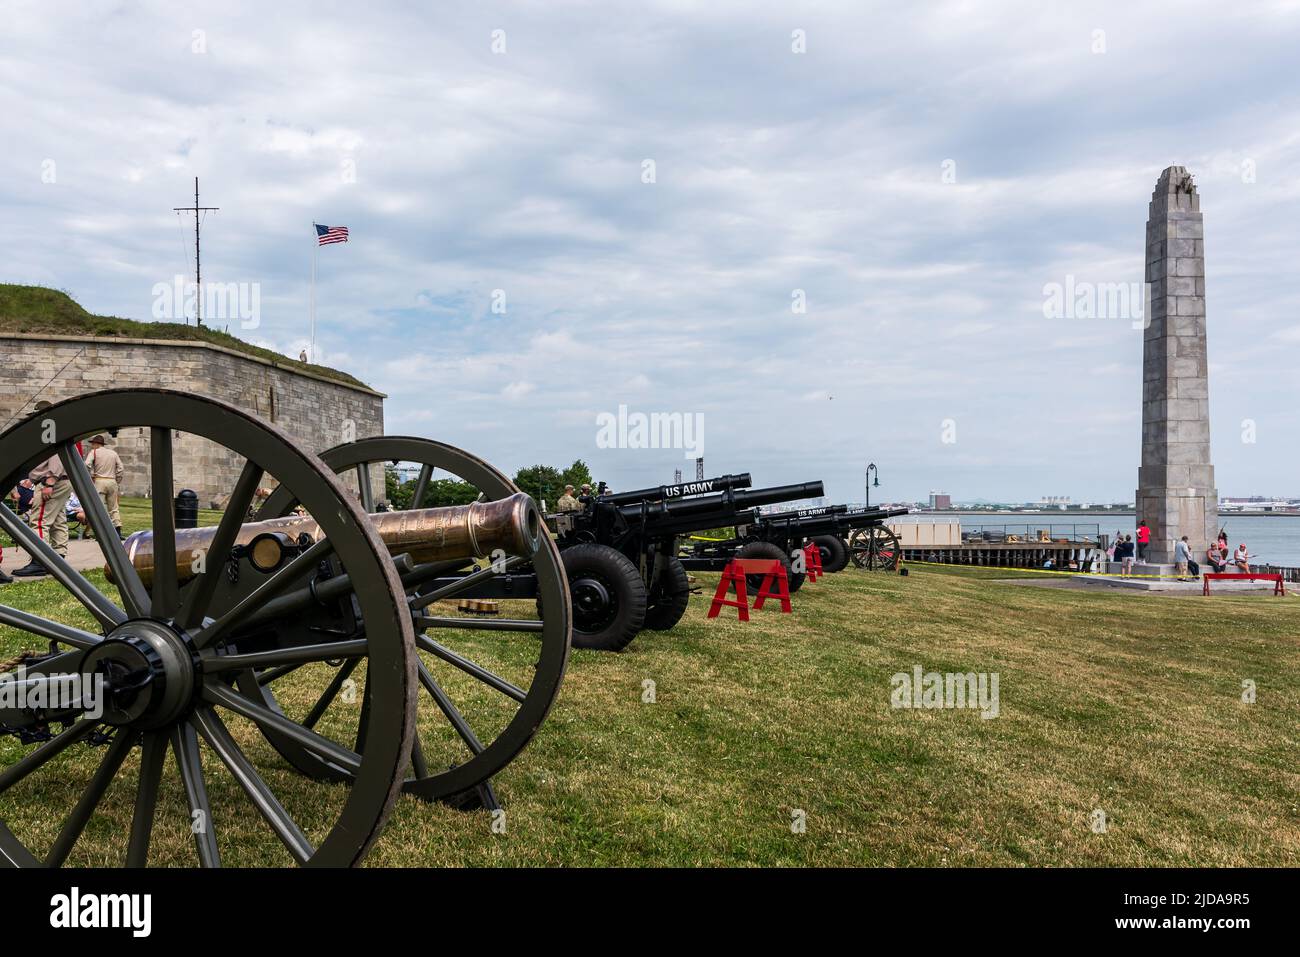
(315, 224, 349, 246)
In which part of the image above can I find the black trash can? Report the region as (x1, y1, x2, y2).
(175, 489, 199, 529)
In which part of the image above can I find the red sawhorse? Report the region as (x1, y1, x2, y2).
(707, 558, 793, 621)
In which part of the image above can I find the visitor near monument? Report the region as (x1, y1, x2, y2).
(1174, 536, 1191, 581)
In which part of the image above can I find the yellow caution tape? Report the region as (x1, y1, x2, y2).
(904, 559, 1204, 580)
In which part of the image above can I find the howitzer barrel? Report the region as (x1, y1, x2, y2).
(624, 481, 825, 523)
(111, 493, 542, 587)
(737, 504, 908, 537)
(599, 473, 752, 506)
(835, 506, 910, 529)
(794, 504, 849, 518)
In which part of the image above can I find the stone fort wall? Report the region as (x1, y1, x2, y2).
(1, 334, 385, 506)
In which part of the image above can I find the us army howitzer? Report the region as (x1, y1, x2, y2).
(0, 390, 569, 868)
(755, 505, 910, 573)
(547, 477, 825, 650)
(678, 505, 910, 585)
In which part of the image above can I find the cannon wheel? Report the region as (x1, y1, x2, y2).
(643, 556, 690, 631)
(0, 390, 416, 867)
(848, 525, 901, 571)
(252, 436, 570, 803)
(736, 541, 801, 593)
(558, 544, 646, 651)
(812, 535, 849, 573)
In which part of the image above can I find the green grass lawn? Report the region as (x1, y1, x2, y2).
(0, 565, 1297, 866)
(114, 497, 224, 535)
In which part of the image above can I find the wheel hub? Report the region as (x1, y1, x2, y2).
(79, 620, 197, 728)
(571, 576, 613, 625)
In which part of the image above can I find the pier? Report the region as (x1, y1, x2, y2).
(894, 521, 1103, 570)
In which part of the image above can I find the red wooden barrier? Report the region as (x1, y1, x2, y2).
(707, 558, 792, 620)
(1202, 573, 1285, 596)
(801, 543, 823, 583)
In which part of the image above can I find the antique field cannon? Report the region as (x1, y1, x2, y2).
(0, 390, 570, 867)
(292, 441, 824, 653)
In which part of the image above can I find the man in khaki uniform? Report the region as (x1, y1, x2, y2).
(85, 434, 125, 538)
(11, 453, 73, 577)
(555, 485, 580, 513)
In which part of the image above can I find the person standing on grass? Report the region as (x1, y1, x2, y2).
(10, 452, 72, 577)
(1136, 520, 1150, 561)
(1174, 535, 1191, 581)
(84, 434, 125, 540)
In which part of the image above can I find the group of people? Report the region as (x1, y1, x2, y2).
(1, 401, 127, 585)
(1205, 532, 1251, 575)
(1107, 520, 1252, 581)
(555, 482, 595, 512)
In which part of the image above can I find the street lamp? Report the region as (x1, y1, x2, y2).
(865, 462, 879, 508)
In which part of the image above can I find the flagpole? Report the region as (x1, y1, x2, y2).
(309, 223, 317, 364)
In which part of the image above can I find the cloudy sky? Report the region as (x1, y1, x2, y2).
(3, 0, 1299, 504)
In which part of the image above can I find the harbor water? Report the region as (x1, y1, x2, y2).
(893, 511, 1300, 566)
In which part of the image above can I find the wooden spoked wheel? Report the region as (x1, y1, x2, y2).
(0, 390, 417, 867)
(250, 436, 570, 803)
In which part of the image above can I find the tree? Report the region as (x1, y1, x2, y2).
(513, 465, 565, 508)
(561, 459, 593, 491)
(386, 465, 479, 509)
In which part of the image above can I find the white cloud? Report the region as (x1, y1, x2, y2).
(4, 1, 1300, 500)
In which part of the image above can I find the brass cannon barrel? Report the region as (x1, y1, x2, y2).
(111, 493, 542, 587)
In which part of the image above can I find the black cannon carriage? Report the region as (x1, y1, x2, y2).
(679, 504, 911, 584)
(542, 477, 825, 650)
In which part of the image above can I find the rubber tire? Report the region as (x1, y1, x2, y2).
(644, 557, 691, 631)
(736, 541, 803, 594)
(813, 534, 849, 573)
(561, 544, 647, 652)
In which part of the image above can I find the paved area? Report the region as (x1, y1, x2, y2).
(1002, 575, 1287, 596)
(1, 538, 108, 579)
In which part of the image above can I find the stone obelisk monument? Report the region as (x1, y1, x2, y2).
(1136, 166, 1217, 564)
